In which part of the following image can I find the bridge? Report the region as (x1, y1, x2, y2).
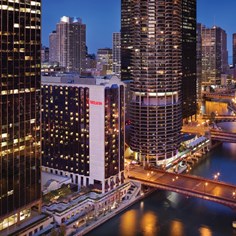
(210, 129, 236, 143)
(202, 92, 235, 101)
(202, 114, 236, 122)
(128, 167, 236, 208)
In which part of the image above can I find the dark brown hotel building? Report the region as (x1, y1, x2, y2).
(0, 0, 41, 232)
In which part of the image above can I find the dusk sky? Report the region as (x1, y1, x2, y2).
(42, 0, 236, 57)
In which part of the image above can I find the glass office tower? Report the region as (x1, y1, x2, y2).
(0, 0, 41, 231)
(182, 0, 197, 119)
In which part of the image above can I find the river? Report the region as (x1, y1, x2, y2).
(87, 123, 236, 236)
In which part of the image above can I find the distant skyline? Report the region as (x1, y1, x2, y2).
(42, 0, 236, 57)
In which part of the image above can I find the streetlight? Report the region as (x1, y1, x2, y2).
(213, 172, 220, 181)
(204, 182, 208, 193)
(233, 191, 236, 199)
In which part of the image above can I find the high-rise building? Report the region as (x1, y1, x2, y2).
(0, 0, 41, 232)
(200, 25, 228, 86)
(49, 30, 59, 63)
(233, 33, 236, 67)
(121, 0, 133, 81)
(41, 76, 125, 193)
(197, 23, 203, 103)
(49, 16, 86, 73)
(182, 0, 197, 119)
(122, 0, 183, 166)
(96, 48, 113, 76)
(41, 45, 49, 63)
(112, 32, 121, 75)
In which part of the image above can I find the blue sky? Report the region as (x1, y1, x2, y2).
(42, 0, 236, 56)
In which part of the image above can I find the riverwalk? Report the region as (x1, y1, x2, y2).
(72, 184, 154, 236)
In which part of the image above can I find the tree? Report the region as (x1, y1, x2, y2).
(58, 224, 66, 236)
(210, 111, 216, 124)
(50, 229, 58, 236)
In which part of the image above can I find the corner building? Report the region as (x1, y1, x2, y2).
(0, 0, 41, 231)
(127, 0, 182, 166)
(42, 76, 125, 193)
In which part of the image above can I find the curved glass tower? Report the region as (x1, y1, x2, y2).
(123, 0, 183, 166)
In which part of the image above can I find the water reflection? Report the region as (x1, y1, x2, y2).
(140, 211, 158, 236)
(199, 226, 212, 236)
(170, 220, 183, 236)
(87, 134, 236, 236)
(140, 201, 144, 212)
(120, 210, 137, 236)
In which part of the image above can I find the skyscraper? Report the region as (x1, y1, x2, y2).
(233, 33, 236, 67)
(49, 16, 86, 73)
(96, 48, 113, 75)
(200, 24, 228, 86)
(0, 0, 41, 232)
(197, 23, 203, 103)
(49, 30, 59, 63)
(42, 76, 125, 193)
(182, 0, 197, 119)
(112, 32, 121, 75)
(122, 0, 183, 166)
(41, 45, 49, 63)
(121, 0, 133, 81)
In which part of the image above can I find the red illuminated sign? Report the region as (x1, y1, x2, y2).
(89, 100, 103, 106)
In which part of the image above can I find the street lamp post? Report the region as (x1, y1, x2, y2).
(214, 172, 220, 181)
(204, 182, 208, 193)
(233, 191, 236, 199)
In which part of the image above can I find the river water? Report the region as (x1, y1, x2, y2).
(87, 123, 236, 236)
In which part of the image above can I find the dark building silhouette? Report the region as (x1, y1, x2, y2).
(121, 0, 133, 81)
(182, 0, 197, 119)
(197, 23, 203, 103)
(233, 33, 236, 67)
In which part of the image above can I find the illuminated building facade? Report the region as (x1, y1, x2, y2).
(121, 0, 133, 81)
(197, 23, 203, 102)
(0, 0, 41, 232)
(112, 32, 121, 75)
(49, 16, 86, 73)
(41, 45, 49, 63)
(49, 30, 58, 63)
(200, 24, 228, 86)
(233, 33, 236, 67)
(42, 76, 125, 193)
(182, 0, 197, 119)
(122, 0, 183, 166)
(96, 48, 113, 76)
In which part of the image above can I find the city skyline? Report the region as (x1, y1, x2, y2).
(1, 0, 236, 235)
(43, 0, 236, 57)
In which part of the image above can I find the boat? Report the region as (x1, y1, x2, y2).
(177, 164, 187, 174)
(232, 221, 236, 228)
